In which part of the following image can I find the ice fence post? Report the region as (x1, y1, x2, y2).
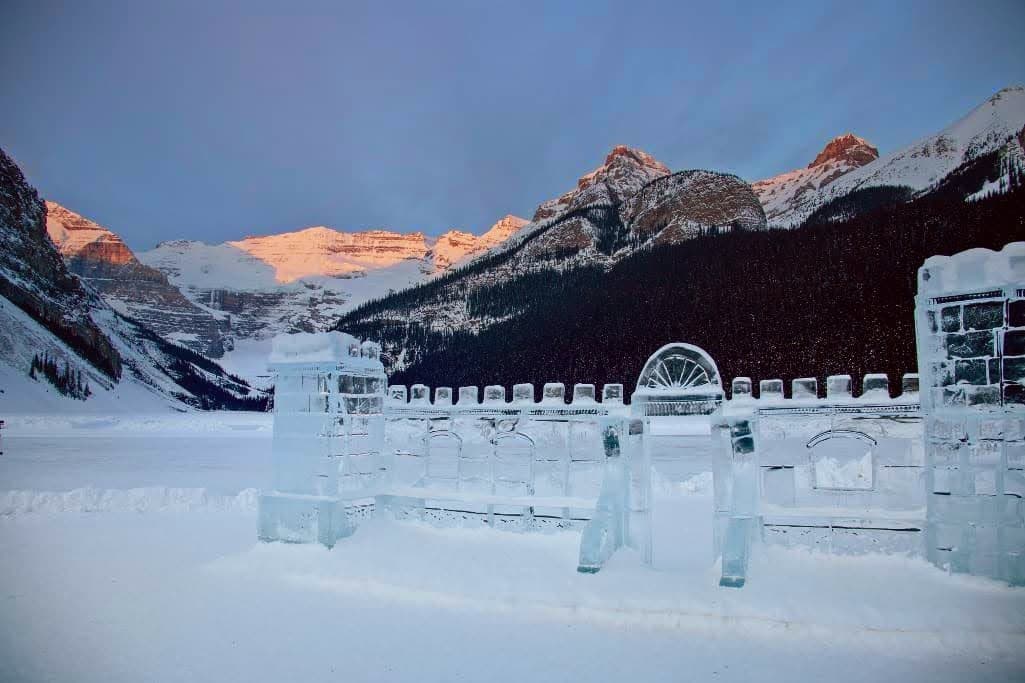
(577, 418, 632, 573)
(714, 411, 759, 588)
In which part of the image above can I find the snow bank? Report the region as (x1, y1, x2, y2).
(1, 487, 259, 516)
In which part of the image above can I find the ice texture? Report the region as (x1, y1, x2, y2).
(258, 332, 388, 548)
(826, 375, 852, 399)
(542, 383, 565, 403)
(578, 421, 630, 573)
(759, 379, 784, 401)
(861, 373, 890, 399)
(484, 385, 506, 404)
(791, 377, 817, 399)
(513, 383, 534, 404)
(573, 384, 596, 403)
(916, 242, 1025, 585)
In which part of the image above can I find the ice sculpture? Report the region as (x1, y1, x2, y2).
(578, 420, 632, 573)
(916, 242, 1025, 584)
(257, 332, 387, 548)
(714, 415, 758, 587)
(632, 342, 724, 417)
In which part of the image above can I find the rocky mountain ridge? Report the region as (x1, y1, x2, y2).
(134, 215, 530, 361)
(754, 87, 1025, 225)
(753, 134, 880, 225)
(46, 201, 229, 357)
(337, 145, 768, 371)
(0, 147, 266, 410)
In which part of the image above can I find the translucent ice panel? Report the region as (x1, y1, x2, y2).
(512, 383, 534, 404)
(492, 432, 535, 495)
(827, 375, 852, 399)
(759, 379, 783, 401)
(410, 384, 429, 404)
(861, 373, 889, 398)
(458, 386, 479, 405)
(792, 377, 818, 399)
(434, 387, 453, 406)
(542, 383, 565, 403)
(573, 384, 596, 403)
(731, 377, 752, 400)
(484, 385, 506, 404)
(602, 383, 624, 404)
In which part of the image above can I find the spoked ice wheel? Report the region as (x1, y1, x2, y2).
(644, 353, 712, 391)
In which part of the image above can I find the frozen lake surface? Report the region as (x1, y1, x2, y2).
(1, 413, 1023, 682)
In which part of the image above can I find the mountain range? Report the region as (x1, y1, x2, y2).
(2, 86, 1023, 408)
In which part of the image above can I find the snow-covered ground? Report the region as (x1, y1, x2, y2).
(2, 414, 1023, 682)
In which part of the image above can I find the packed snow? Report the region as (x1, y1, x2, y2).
(1, 413, 1023, 682)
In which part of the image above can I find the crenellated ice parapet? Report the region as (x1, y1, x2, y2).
(725, 372, 920, 404)
(383, 382, 628, 409)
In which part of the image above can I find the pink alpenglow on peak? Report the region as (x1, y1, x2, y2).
(430, 215, 529, 271)
(533, 145, 671, 222)
(754, 87, 1025, 226)
(807, 133, 879, 169)
(752, 133, 879, 226)
(45, 201, 139, 266)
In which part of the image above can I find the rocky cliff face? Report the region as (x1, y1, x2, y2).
(753, 134, 879, 226)
(532, 145, 671, 222)
(46, 202, 229, 357)
(1, 148, 264, 409)
(0, 150, 121, 380)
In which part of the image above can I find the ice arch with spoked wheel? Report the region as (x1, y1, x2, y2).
(632, 343, 724, 416)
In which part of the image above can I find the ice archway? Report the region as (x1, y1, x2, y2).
(635, 343, 721, 394)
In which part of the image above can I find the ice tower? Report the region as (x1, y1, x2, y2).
(916, 242, 1025, 584)
(257, 332, 387, 547)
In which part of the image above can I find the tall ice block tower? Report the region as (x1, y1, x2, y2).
(916, 242, 1025, 584)
(258, 332, 387, 547)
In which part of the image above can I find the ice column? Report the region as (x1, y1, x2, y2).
(916, 243, 1025, 585)
(713, 412, 759, 588)
(257, 332, 387, 549)
(578, 419, 633, 573)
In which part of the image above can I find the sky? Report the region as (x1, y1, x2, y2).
(2, 0, 1024, 251)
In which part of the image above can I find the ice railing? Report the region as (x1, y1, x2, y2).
(713, 372, 925, 588)
(378, 381, 649, 572)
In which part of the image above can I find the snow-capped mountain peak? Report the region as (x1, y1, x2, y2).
(755, 86, 1025, 226)
(752, 133, 879, 225)
(807, 133, 879, 169)
(533, 145, 671, 221)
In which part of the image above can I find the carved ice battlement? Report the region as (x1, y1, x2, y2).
(257, 242, 1025, 589)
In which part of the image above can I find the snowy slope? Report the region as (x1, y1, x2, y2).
(136, 216, 529, 371)
(752, 134, 879, 226)
(1, 148, 267, 412)
(46, 202, 230, 357)
(0, 296, 173, 413)
(756, 86, 1025, 226)
(338, 146, 767, 372)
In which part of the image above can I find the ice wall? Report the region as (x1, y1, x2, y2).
(916, 242, 1025, 584)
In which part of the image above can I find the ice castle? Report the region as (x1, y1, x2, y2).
(258, 242, 1025, 587)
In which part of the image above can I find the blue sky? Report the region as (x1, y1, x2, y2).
(2, 0, 1023, 250)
